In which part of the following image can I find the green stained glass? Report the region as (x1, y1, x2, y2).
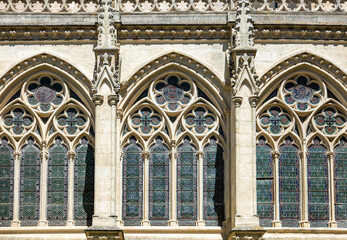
(122, 139, 142, 226)
(0, 139, 14, 226)
(177, 139, 197, 224)
(47, 139, 68, 225)
(203, 139, 224, 226)
(308, 140, 329, 226)
(149, 139, 169, 225)
(19, 139, 40, 225)
(334, 139, 347, 222)
(279, 141, 300, 227)
(74, 139, 94, 226)
(57, 108, 86, 135)
(256, 139, 273, 227)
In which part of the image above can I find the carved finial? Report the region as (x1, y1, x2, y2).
(234, 0, 254, 47)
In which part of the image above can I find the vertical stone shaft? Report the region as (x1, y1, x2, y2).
(11, 151, 21, 227)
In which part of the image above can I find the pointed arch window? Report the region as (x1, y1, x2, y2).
(0, 139, 14, 227)
(122, 138, 143, 226)
(149, 138, 170, 225)
(19, 139, 41, 226)
(279, 139, 300, 227)
(256, 138, 274, 227)
(47, 138, 68, 225)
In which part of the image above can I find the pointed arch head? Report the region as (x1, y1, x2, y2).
(259, 51, 347, 105)
(119, 51, 227, 114)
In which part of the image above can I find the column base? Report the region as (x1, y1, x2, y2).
(85, 226, 124, 240)
(271, 220, 282, 227)
(66, 220, 75, 227)
(227, 224, 266, 240)
(299, 220, 310, 228)
(168, 220, 178, 226)
(37, 220, 48, 227)
(196, 220, 205, 227)
(328, 221, 337, 228)
(11, 220, 20, 227)
(141, 220, 150, 226)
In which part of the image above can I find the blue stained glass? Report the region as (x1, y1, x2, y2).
(308, 140, 329, 227)
(149, 139, 169, 225)
(0, 139, 14, 227)
(47, 139, 68, 225)
(19, 139, 40, 226)
(279, 140, 300, 227)
(122, 139, 142, 226)
(334, 139, 347, 225)
(177, 139, 197, 225)
(256, 139, 273, 227)
(74, 139, 94, 226)
(203, 139, 224, 226)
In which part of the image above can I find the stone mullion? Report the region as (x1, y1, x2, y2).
(196, 151, 205, 226)
(66, 151, 76, 226)
(141, 151, 150, 226)
(327, 152, 337, 228)
(168, 141, 178, 226)
(38, 142, 48, 226)
(115, 109, 123, 226)
(224, 108, 231, 230)
(299, 149, 310, 228)
(11, 151, 21, 227)
(271, 151, 281, 227)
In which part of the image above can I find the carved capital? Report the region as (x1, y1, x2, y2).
(232, 96, 243, 107)
(271, 150, 280, 160)
(116, 109, 123, 119)
(14, 151, 21, 159)
(326, 151, 335, 160)
(93, 95, 104, 106)
(108, 94, 118, 106)
(170, 140, 176, 148)
(68, 151, 76, 160)
(142, 151, 150, 160)
(196, 151, 204, 158)
(249, 95, 259, 108)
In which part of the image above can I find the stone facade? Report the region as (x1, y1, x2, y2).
(0, 0, 346, 239)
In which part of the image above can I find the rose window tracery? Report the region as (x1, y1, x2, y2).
(282, 75, 322, 111)
(130, 107, 161, 134)
(3, 108, 33, 135)
(259, 107, 291, 135)
(152, 75, 195, 112)
(184, 107, 216, 134)
(57, 108, 87, 135)
(25, 76, 65, 112)
(314, 107, 346, 135)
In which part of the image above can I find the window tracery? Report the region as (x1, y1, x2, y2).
(121, 72, 225, 226)
(0, 72, 94, 226)
(257, 70, 347, 228)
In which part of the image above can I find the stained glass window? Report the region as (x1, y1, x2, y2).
(0, 139, 14, 226)
(334, 139, 347, 227)
(177, 139, 197, 225)
(47, 138, 68, 225)
(19, 139, 40, 226)
(203, 139, 224, 226)
(122, 138, 143, 226)
(307, 139, 329, 227)
(279, 140, 300, 227)
(74, 139, 94, 226)
(256, 139, 274, 227)
(149, 138, 169, 225)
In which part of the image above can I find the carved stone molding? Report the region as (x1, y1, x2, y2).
(93, 95, 104, 106)
(232, 96, 243, 107)
(84, 227, 124, 240)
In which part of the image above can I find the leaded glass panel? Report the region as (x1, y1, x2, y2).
(256, 139, 274, 227)
(308, 140, 329, 227)
(19, 139, 40, 226)
(122, 139, 143, 226)
(74, 139, 94, 226)
(47, 139, 68, 225)
(279, 140, 300, 227)
(334, 139, 347, 227)
(149, 139, 169, 226)
(177, 139, 197, 225)
(203, 139, 224, 226)
(0, 139, 14, 227)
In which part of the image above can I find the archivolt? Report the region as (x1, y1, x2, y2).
(259, 51, 347, 94)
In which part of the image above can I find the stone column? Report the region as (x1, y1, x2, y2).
(38, 142, 48, 227)
(196, 151, 205, 227)
(168, 140, 178, 226)
(11, 151, 21, 227)
(271, 151, 281, 227)
(327, 152, 337, 228)
(299, 149, 310, 228)
(66, 151, 76, 226)
(115, 109, 123, 226)
(141, 151, 150, 226)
